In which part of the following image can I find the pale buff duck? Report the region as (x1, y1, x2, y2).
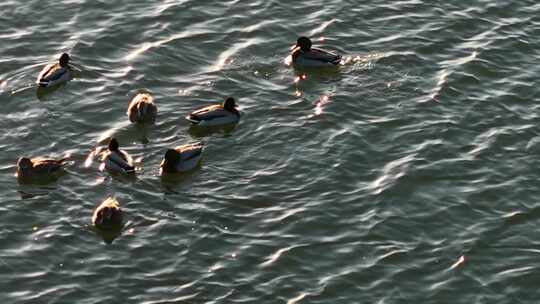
(16, 156, 69, 181)
(92, 197, 123, 230)
(127, 92, 157, 123)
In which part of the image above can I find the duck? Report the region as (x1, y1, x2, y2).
(186, 97, 240, 127)
(127, 92, 158, 123)
(101, 138, 135, 174)
(291, 37, 342, 67)
(16, 156, 69, 181)
(92, 197, 123, 230)
(160, 143, 204, 174)
(36, 53, 73, 87)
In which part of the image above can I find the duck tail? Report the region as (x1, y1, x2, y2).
(58, 156, 72, 166)
(37, 81, 49, 87)
(123, 166, 136, 174)
(331, 54, 342, 65)
(186, 113, 201, 124)
(116, 159, 136, 174)
(194, 140, 205, 148)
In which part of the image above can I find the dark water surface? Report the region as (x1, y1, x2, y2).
(1, 0, 540, 303)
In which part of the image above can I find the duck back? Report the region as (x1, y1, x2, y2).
(37, 64, 72, 87)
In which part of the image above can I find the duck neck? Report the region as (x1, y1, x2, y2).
(162, 159, 178, 173)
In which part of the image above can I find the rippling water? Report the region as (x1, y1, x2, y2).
(2, 0, 540, 303)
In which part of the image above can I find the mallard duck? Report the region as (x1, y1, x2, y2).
(16, 156, 69, 181)
(92, 197, 123, 230)
(160, 143, 204, 174)
(186, 97, 240, 127)
(291, 37, 342, 67)
(127, 92, 157, 123)
(101, 138, 135, 174)
(36, 53, 73, 87)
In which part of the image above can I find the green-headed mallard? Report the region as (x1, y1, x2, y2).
(36, 53, 73, 87)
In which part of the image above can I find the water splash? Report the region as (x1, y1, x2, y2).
(84, 147, 103, 168)
(284, 54, 293, 66)
(294, 74, 307, 84)
(314, 95, 331, 116)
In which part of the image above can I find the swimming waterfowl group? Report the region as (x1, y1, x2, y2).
(22, 36, 342, 241)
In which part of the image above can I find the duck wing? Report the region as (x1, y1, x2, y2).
(106, 150, 135, 173)
(177, 143, 204, 161)
(305, 48, 342, 64)
(291, 47, 303, 62)
(32, 158, 69, 174)
(37, 64, 56, 82)
(128, 99, 157, 123)
(37, 64, 71, 84)
(187, 104, 226, 121)
(166, 143, 203, 172)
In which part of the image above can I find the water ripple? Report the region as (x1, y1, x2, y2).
(1, 0, 540, 303)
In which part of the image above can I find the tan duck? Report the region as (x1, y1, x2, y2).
(291, 37, 342, 67)
(160, 143, 204, 174)
(101, 138, 135, 174)
(92, 197, 123, 230)
(36, 53, 73, 87)
(186, 97, 240, 127)
(127, 92, 157, 123)
(16, 156, 69, 181)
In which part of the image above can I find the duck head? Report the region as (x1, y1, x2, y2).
(161, 149, 181, 173)
(108, 138, 120, 152)
(17, 157, 33, 171)
(222, 97, 237, 112)
(59, 53, 70, 68)
(296, 37, 312, 52)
